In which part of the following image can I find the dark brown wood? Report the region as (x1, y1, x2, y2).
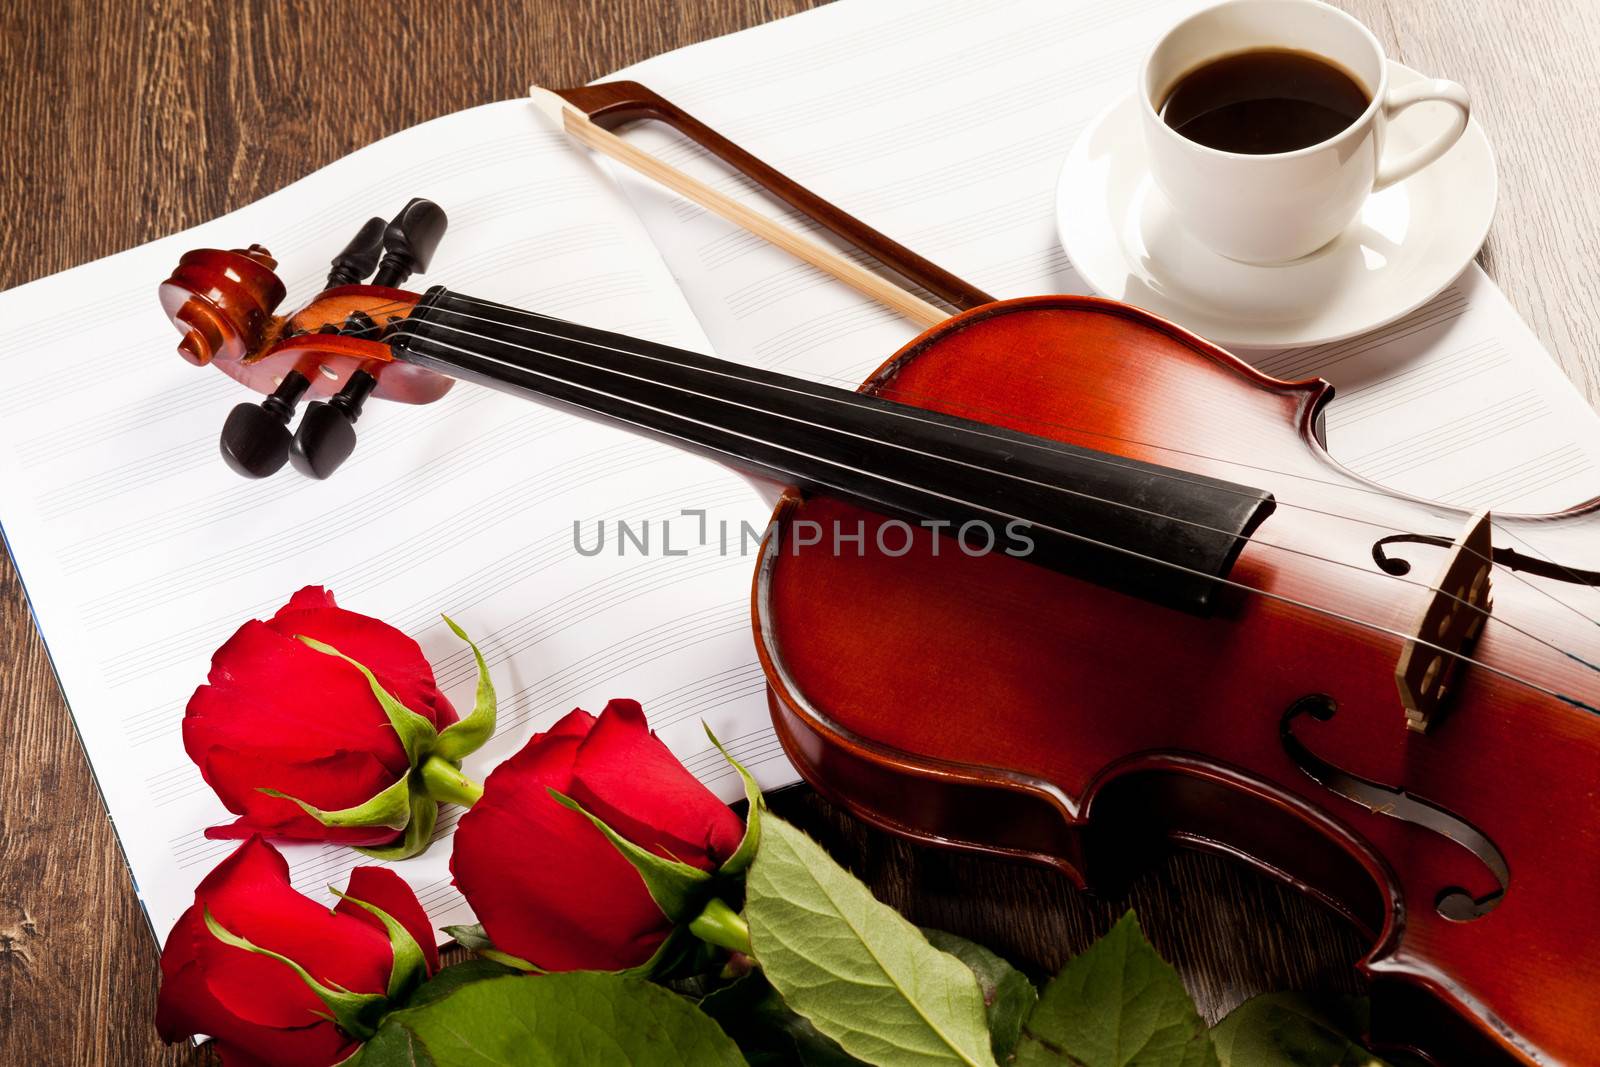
(556, 81, 997, 312)
(0, 1, 1595, 1065)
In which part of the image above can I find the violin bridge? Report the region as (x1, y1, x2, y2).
(1395, 509, 1493, 734)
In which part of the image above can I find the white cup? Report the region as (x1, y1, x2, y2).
(1139, 0, 1470, 264)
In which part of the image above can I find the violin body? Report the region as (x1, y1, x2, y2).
(757, 296, 1600, 1066)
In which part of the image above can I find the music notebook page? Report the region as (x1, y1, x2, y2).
(0, 102, 784, 943)
(609, 0, 1600, 513)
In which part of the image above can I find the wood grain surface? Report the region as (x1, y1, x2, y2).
(1, 1, 1595, 1063)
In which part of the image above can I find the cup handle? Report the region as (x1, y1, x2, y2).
(1373, 79, 1471, 191)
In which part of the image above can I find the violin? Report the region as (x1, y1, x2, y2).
(158, 82, 1600, 1066)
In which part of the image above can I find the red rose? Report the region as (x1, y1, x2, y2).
(156, 836, 439, 1067)
(184, 586, 459, 847)
(451, 699, 745, 971)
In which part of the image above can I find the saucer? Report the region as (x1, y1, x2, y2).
(1055, 62, 1497, 349)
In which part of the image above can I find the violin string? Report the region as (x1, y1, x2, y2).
(440, 294, 1600, 629)
(326, 294, 1600, 629)
(296, 291, 1600, 633)
(412, 297, 1600, 671)
(395, 313, 1600, 713)
(776, 365, 1600, 633)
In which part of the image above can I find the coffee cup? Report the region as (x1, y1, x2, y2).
(1139, 0, 1470, 264)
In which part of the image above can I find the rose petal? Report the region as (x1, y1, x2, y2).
(451, 723, 669, 971)
(188, 621, 411, 772)
(569, 699, 745, 868)
(337, 867, 440, 974)
(160, 952, 356, 1067)
(546, 708, 597, 740)
(284, 586, 338, 612)
(202, 816, 403, 848)
(194, 744, 404, 845)
(267, 594, 457, 730)
(193, 839, 394, 1029)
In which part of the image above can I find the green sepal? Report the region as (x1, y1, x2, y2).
(478, 948, 541, 973)
(259, 772, 413, 832)
(618, 924, 699, 980)
(548, 788, 711, 922)
(355, 791, 438, 861)
(330, 888, 430, 1002)
(432, 615, 496, 761)
(203, 908, 387, 1040)
(441, 923, 541, 972)
(703, 722, 763, 875)
(441, 922, 495, 953)
(297, 635, 438, 766)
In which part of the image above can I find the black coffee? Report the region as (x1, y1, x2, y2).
(1159, 49, 1370, 154)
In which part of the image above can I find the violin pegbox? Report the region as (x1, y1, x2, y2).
(157, 199, 454, 479)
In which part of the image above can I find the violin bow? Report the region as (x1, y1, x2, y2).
(531, 82, 993, 329)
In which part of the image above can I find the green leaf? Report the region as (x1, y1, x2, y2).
(700, 971, 865, 1067)
(403, 959, 523, 1009)
(1210, 994, 1390, 1067)
(298, 634, 438, 766)
(923, 930, 1037, 1061)
(353, 1020, 437, 1067)
(1014, 912, 1218, 1067)
(203, 908, 387, 1040)
(433, 616, 497, 761)
(745, 816, 996, 1067)
(355, 792, 438, 862)
(353, 972, 746, 1066)
(260, 772, 413, 832)
(331, 888, 430, 1002)
(704, 722, 763, 875)
(548, 788, 712, 922)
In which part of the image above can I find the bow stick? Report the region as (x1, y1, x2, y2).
(527, 85, 950, 329)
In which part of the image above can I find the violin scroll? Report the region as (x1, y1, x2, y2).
(160, 200, 457, 479)
(160, 244, 286, 368)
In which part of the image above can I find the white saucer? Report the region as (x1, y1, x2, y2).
(1055, 62, 1497, 349)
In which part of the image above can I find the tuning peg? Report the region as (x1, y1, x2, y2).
(288, 370, 377, 479)
(325, 217, 387, 287)
(219, 372, 310, 478)
(372, 198, 448, 288)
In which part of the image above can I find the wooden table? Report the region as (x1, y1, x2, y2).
(2, 1, 1596, 1062)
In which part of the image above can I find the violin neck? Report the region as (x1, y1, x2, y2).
(390, 287, 1276, 613)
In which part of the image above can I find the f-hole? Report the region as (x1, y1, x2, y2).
(1281, 694, 1508, 921)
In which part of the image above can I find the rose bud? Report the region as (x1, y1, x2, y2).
(184, 586, 496, 859)
(451, 699, 749, 972)
(156, 836, 439, 1067)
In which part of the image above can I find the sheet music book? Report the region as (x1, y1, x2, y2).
(1, 0, 1595, 948)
